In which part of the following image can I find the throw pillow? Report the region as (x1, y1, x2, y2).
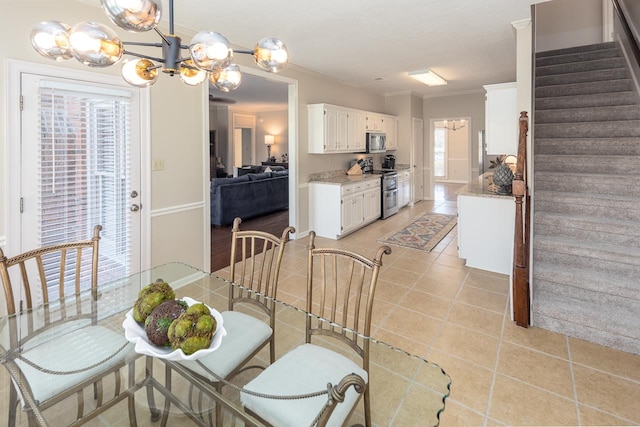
(264, 166, 272, 172)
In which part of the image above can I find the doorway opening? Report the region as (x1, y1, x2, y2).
(432, 117, 471, 185)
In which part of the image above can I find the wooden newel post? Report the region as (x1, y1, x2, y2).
(513, 111, 530, 327)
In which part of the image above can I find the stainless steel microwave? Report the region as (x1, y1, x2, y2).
(366, 132, 386, 153)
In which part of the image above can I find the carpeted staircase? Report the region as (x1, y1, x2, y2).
(532, 41, 640, 355)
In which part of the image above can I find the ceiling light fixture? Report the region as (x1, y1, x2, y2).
(408, 69, 447, 86)
(444, 119, 466, 131)
(30, 0, 288, 91)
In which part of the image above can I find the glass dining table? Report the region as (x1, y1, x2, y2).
(0, 262, 451, 426)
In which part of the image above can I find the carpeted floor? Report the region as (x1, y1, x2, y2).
(377, 212, 457, 252)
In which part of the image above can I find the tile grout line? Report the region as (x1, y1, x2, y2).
(482, 294, 509, 426)
(567, 335, 582, 426)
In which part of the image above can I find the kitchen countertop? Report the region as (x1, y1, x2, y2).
(456, 172, 514, 199)
(309, 171, 382, 185)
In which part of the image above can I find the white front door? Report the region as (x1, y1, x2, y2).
(17, 71, 143, 286)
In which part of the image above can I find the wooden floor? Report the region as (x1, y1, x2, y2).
(210, 210, 290, 272)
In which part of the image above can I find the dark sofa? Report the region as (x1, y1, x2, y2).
(210, 170, 289, 226)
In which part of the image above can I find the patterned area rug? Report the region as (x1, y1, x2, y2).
(377, 212, 457, 252)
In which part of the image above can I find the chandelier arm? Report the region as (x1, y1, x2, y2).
(235, 49, 255, 55)
(123, 50, 166, 63)
(123, 41, 164, 48)
(153, 28, 174, 46)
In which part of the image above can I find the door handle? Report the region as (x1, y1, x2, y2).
(130, 204, 140, 212)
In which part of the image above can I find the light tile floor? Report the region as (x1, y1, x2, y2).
(244, 183, 640, 426)
(3, 184, 640, 426)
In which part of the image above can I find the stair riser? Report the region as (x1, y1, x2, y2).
(536, 57, 626, 77)
(535, 174, 640, 197)
(533, 266, 640, 300)
(534, 156, 640, 174)
(536, 92, 639, 110)
(534, 249, 639, 279)
(536, 68, 628, 87)
(534, 139, 640, 156)
(535, 106, 640, 123)
(536, 49, 622, 67)
(533, 280, 640, 313)
(533, 223, 640, 249)
(533, 291, 640, 340)
(536, 42, 618, 58)
(536, 80, 631, 98)
(534, 200, 640, 222)
(535, 121, 640, 138)
(532, 313, 640, 355)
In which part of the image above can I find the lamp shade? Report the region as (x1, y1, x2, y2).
(264, 135, 274, 145)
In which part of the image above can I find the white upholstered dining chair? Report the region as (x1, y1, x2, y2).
(0, 225, 138, 427)
(177, 217, 295, 422)
(240, 231, 391, 427)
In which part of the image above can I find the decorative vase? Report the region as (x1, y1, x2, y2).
(492, 163, 514, 194)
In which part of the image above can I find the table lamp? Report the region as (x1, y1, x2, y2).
(264, 135, 274, 160)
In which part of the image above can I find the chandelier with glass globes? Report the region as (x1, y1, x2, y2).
(30, 0, 288, 90)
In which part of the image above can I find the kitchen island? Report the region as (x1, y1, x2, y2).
(456, 172, 515, 275)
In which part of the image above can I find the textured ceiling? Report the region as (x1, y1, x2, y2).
(74, 0, 549, 109)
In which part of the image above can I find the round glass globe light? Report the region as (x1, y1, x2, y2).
(209, 64, 242, 92)
(69, 22, 123, 67)
(121, 58, 158, 87)
(180, 60, 207, 86)
(101, 0, 161, 32)
(254, 37, 288, 72)
(189, 32, 232, 72)
(31, 21, 72, 61)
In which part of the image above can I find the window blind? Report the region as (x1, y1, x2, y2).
(37, 82, 133, 298)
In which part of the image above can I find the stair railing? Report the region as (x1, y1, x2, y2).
(513, 111, 530, 327)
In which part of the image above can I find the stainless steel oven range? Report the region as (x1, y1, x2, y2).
(372, 170, 399, 219)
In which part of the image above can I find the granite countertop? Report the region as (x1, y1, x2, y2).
(309, 171, 382, 185)
(456, 172, 514, 199)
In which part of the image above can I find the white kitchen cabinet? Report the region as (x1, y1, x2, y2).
(484, 82, 518, 156)
(365, 114, 384, 132)
(398, 170, 411, 208)
(308, 104, 349, 153)
(309, 104, 397, 154)
(310, 179, 381, 239)
(457, 194, 515, 275)
(384, 117, 398, 150)
(363, 187, 381, 222)
(348, 111, 366, 152)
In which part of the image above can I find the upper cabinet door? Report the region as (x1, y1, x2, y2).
(484, 82, 518, 155)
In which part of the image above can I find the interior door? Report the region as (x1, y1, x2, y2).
(412, 118, 425, 201)
(19, 73, 142, 286)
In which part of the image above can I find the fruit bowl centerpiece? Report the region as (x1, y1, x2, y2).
(123, 281, 226, 361)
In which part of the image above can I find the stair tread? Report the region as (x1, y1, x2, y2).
(535, 211, 640, 230)
(533, 293, 640, 334)
(536, 153, 640, 159)
(534, 190, 640, 204)
(536, 79, 632, 97)
(535, 91, 639, 109)
(534, 234, 640, 258)
(533, 264, 639, 292)
(535, 68, 628, 86)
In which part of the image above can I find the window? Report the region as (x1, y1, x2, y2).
(36, 81, 133, 298)
(434, 127, 447, 179)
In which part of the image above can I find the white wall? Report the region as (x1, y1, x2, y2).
(536, 0, 603, 52)
(423, 92, 486, 178)
(0, 0, 392, 269)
